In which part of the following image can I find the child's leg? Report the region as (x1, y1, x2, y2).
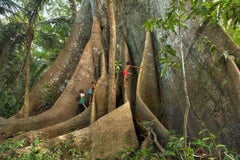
(83, 97, 87, 109)
(124, 76, 128, 88)
(89, 95, 92, 104)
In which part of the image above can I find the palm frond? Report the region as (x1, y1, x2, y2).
(23, 0, 49, 23)
(0, 0, 20, 15)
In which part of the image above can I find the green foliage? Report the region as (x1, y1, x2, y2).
(0, 139, 27, 159)
(158, 34, 180, 77)
(0, 138, 92, 160)
(115, 60, 122, 74)
(113, 130, 239, 160)
(114, 148, 161, 160)
(21, 0, 49, 24)
(192, 129, 216, 156)
(139, 120, 154, 130)
(143, 0, 187, 34)
(0, 88, 23, 118)
(0, 21, 26, 118)
(0, 0, 20, 16)
(0, 0, 72, 117)
(137, 121, 239, 159)
(227, 27, 240, 45)
(190, 0, 240, 29)
(0, 132, 239, 160)
(0, 139, 26, 153)
(40, 82, 58, 106)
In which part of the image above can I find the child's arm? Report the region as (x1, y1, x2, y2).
(130, 65, 142, 69)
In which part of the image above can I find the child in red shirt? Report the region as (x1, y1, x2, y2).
(123, 61, 141, 88)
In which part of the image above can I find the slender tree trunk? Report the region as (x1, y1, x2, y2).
(176, 0, 192, 156)
(181, 29, 191, 157)
(23, 48, 30, 117)
(107, 0, 117, 112)
(22, 25, 34, 118)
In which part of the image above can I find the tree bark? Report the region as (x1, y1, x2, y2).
(22, 25, 34, 118)
(107, 0, 117, 112)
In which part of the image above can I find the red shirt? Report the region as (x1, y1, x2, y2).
(123, 69, 129, 76)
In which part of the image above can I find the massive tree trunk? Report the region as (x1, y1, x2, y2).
(1, 0, 240, 157)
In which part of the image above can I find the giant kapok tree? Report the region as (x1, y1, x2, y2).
(0, 0, 239, 159)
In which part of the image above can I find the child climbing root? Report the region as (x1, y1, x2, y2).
(87, 80, 97, 104)
(123, 61, 142, 88)
(79, 89, 87, 109)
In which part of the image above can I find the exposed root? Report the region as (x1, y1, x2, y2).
(17, 103, 139, 159)
(107, 0, 117, 112)
(11, 108, 91, 144)
(141, 127, 166, 152)
(150, 130, 166, 153)
(226, 55, 240, 97)
(91, 50, 108, 123)
(135, 31, 169, 142)
(141, 133, 152, 149)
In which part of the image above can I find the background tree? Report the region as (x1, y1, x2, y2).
(0, 0, 74, 118)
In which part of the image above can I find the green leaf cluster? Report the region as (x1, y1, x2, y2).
(0, 0, 20, 16)
(158, 41, 180, 77)
(115, 60, 122, 74)
(144, 0, 187, 34)
(190, 0, 240, 29)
